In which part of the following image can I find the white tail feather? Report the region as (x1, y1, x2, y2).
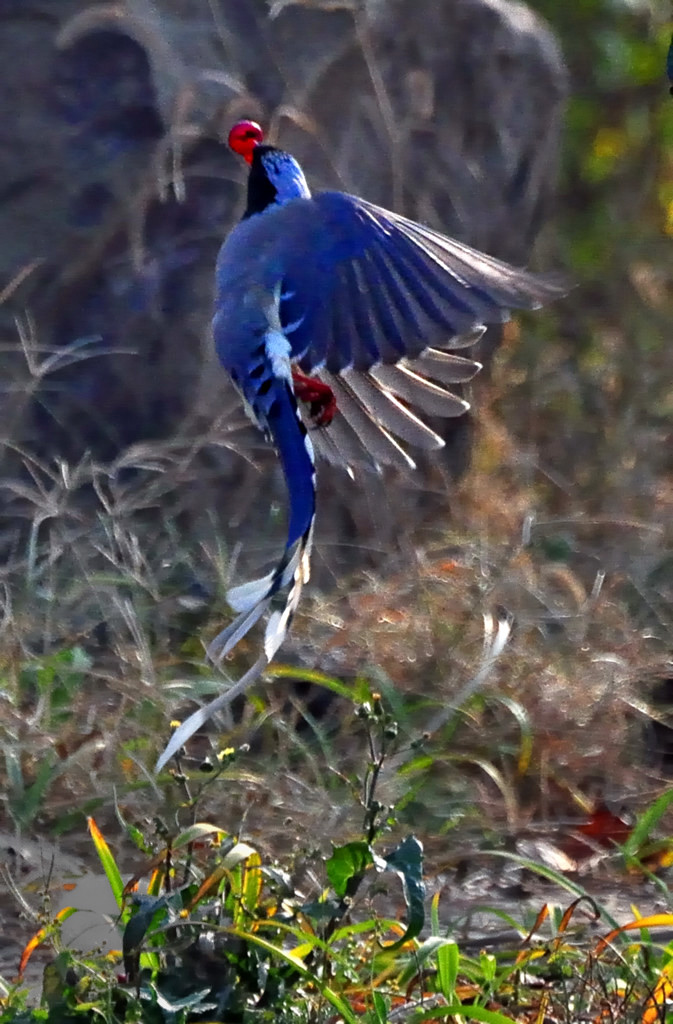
(155, 653, 269, 772)
(262, 524, 313, 660)
(207, 598, 272, 664)
(227, 571, 276, 613)
(210, 525, 313, 667)
(264, 610, 287, 660)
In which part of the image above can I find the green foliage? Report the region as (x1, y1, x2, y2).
(4, 695, 673, 1024)
(326, 840, 376, 897)
(17, 647, 92, 731)
(5, 697, 427, 1023)
(1, 647, 94, 829)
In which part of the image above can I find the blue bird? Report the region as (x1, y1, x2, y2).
(156, 119, 564, 770)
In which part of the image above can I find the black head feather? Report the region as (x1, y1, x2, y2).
(244, 145, 281, 218)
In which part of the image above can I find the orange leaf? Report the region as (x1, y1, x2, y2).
(516, 903, 549, 962)
(122, 850, 169, 895)
(551, 897, 600, 952)
(18, 907, 77, 977)
(186, 865, 228, 911)
(643, 971, 673, 1024)
(595, 913, 673, 954)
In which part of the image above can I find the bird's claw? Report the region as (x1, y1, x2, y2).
(291, 368, 337, 428)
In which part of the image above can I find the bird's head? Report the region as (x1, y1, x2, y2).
(228, 120, 311, 216)
(228, 120, 264, 165)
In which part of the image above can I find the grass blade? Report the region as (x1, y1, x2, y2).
(88, 816, 124, 909)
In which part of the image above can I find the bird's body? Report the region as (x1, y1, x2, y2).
(155, 120, 565, 770)
(211, 162, 320, 663)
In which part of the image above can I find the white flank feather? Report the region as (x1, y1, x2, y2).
(265, 327, 292, 381)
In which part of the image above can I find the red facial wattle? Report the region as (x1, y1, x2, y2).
(228, 120, 264, 164)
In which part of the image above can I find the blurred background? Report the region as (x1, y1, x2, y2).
(0, 0, 672, 906)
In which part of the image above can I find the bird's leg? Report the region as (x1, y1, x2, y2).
(291, 368, 337, 427)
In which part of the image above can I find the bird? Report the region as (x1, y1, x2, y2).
(155, 119, 564, 771)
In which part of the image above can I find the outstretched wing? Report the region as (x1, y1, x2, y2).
(276, 191, 564, 470)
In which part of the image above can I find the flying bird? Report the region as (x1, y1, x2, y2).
(155, 119, 564, 770)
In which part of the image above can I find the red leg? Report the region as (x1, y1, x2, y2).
(291, 368, 337, 428)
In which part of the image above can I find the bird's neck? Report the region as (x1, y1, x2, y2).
(244, 145, 311, 218)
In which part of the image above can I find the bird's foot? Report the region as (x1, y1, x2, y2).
(291, 368, 337, 427)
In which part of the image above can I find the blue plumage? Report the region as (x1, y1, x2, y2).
(155, 119, 565, 771)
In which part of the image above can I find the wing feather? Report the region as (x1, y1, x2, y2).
(341, 368, 445, 450)
(321, 370, 416, 470)
(369, 364, 469, 418)
(263, 189, 565, 470)
(408, 349, 483, 384)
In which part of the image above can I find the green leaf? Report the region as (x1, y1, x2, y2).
(397, 936, 452, 986)
(227, 927, 359, 1024)
(221, 841, 258, 869)
(173, 822, 228, 850)
(326, 841, 373, 898)
(87, 817, 124, 909)
(11, 755, 57, 829)
(622, 788, 673, 858)
(236, 849, 262, 925)
(329, 916, 402, 944)
(479, 951, 496, 983)
(371, 990, 388, 1024)
(113, 790, 150, 854)
(379, 835, 425, 950)
(268, 664, 355, 700)
(41, 952, 77, 1010)
(19, 646, 92, 728)
(154, 987, 216, 1014)
(414, 1005, 516, 1024)
(437, 941, 459, 1003)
